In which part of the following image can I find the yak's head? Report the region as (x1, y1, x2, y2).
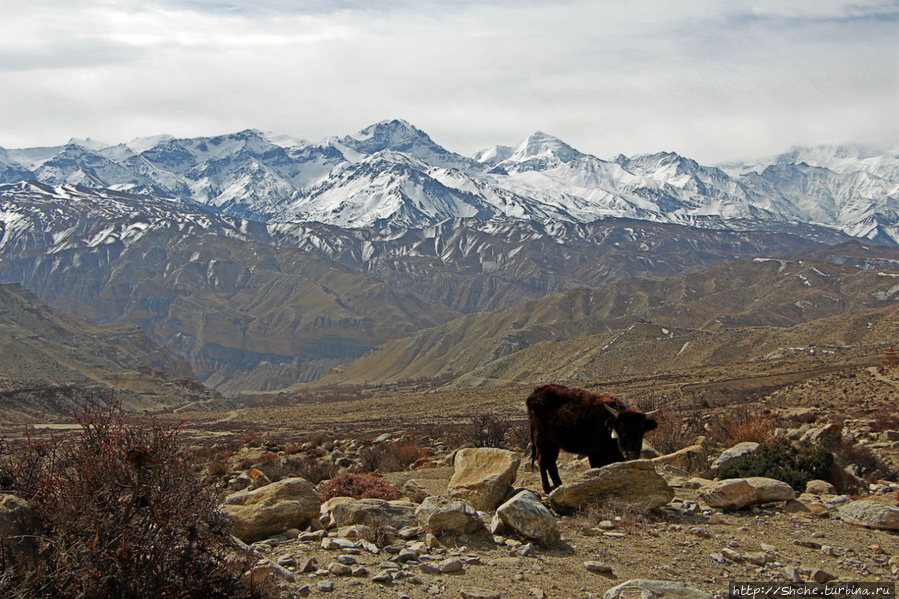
(605, 406, 659, 460)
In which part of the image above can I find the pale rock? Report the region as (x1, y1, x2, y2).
(495, 490, 559, 544)
(549, 460, 674, 514)
(448, 448, 520, 511)
(460, 589, 501, 599)
(801, 423, 843, 444)
(330, 498, 417, 530)
(838, 499, 899, 530)
(585, 561, 613, 573)
(439, 557, 465, 573)
(699, 479, 757, 511)
(603, 579, 712, 599)
(805, 480, 837, 495)
(712, 442, 759, 470)
(651, 444, 708, 474)
(743, 477, 796, 503)
(415, 496, 484, 536)
(221, 477, 321, 543)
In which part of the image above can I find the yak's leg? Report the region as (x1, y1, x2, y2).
(537, 443, 561, 494)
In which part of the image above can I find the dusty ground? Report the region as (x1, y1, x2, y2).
(5, 350, 898, 598)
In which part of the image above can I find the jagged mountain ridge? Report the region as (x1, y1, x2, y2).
(2, 120, 898, 241)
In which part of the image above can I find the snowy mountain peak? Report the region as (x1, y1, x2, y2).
(506, 131, 581, 164)
(67, 137, 111, 151)
(472, 145, 514, 166)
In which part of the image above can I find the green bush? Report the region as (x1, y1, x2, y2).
(716, 438, 834, 491)
(0, 400, 272, 598)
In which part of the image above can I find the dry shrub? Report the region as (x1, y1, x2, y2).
(569, 497, 661, 532)
(253, 454, 338, 485)
(359, 438, 432, 472)
(706, 407, 772, 448)
(829, 439, 897, 482)
(359, 517, 396, 547)
(318, 472, 402, 502)
(0, 399, 271, 598)
(468, 412, 511, 448)
(644, 405, 704, 455)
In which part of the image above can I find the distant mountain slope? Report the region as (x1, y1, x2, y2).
(2, 121, 897, 241)
(304, 258, 899, 389)
(0, 283, 233, 423)
(0, 183, 459, 396)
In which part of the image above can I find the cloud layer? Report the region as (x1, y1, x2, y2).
(1, 0, 896, 162)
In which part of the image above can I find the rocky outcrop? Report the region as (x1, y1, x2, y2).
(549, 460, 674, 514)
(448, 447, 520, 511)
(221, 477, 321, 543)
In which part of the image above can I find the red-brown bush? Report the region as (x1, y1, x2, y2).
(318, 472, 403, 502)
(0, 399, 272, 598)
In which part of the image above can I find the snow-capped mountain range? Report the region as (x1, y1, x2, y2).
(2, 119, 898, 242)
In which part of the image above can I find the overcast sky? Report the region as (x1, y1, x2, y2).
(0, 0, 896, 163)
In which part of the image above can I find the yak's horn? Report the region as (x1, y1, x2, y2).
(644, 409, 660, 417)
(605, 406, 621, 418)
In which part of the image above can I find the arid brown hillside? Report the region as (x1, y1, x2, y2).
(294, 258, 899, 392)
(0, 283, 233, 424)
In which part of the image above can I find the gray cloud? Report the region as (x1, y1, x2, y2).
(0, 0, 895, 162)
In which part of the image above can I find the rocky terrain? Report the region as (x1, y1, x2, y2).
(106, 348, 895, 599)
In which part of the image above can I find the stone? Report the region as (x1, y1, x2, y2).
(838, 499, 899, 530)
(805, 480, 837, 495)
(801, 423, 843, 444)
(460, 589, 501, 599)
(549, 460, 674, 514)
(448, 447, 521, 512)
(415, 496, 484, 536)
(743, 477, 796, 503)
(585, 561, 613, 573)
(712, 442, 759, 470)
(402, 479, 430, 503)
(327, 562, 353, 576)
(438, 557, 464, 573)
(811, 569, 837, 583)
(782, 566, 803, 582)
(603, 579, 712, 599)
(699, 479, 757, 511)
(0, 494, 40, 567)
(495, 490, 559, 544)
(221, 477, 321, 543)
(651, 444, 708, 474)
(331, 498, 417, 530)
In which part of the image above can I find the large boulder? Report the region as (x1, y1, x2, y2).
(699, 479, 757, 511)
(711, 442, 759, 471)
(604, 580, 712, 599)
(448, 448, 520, 512)
(743, 477, 795, 503)
(494, 490, 559, 544)
(415, 496, 484, 536)
(651, 444, 708, 474)
(549, 460, 674, 514)
(838, 499, 899, 530)
(330, 498, 417, 530)
(0, 494, 41, 567)
(221, 477, 321, 543)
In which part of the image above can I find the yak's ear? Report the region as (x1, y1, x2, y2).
(610, 428, 619, 439)
(644, 418, 658, 432)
